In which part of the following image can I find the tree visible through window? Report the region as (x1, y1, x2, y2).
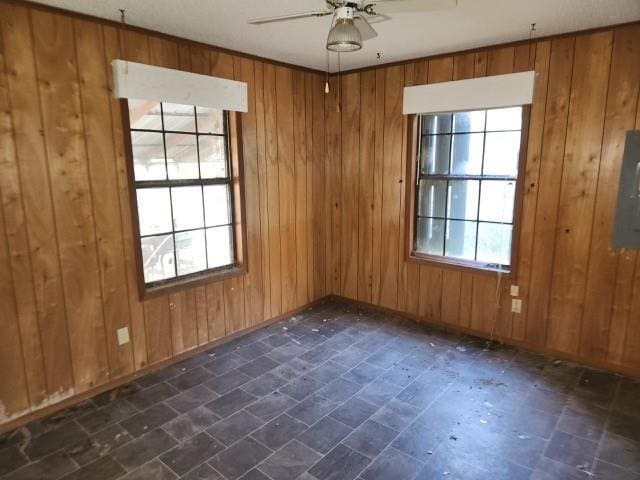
(413, 107, 524, 271)
(126, 99, 236, 288)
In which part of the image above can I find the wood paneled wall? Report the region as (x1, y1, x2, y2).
(0, 0, 638, 429)
(0, 1, 328, 426)
(326, 23, 640, 377)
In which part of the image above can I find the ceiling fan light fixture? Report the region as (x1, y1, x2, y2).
(326, 18, 362, 52)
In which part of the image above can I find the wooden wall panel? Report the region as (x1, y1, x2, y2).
(328, 23, 640, 378)
(1, 1, 638, 428)
(340, 73, 360, 300)
(0, 2, 328, 427)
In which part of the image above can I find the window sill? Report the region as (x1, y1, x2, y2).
(140, 264, 247, 300)
(407, 251, 513, 277)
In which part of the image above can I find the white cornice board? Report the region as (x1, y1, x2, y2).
(403, 71, 536, 115)
(112, 60, 248, 112)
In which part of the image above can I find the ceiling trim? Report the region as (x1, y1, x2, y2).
(338, 19, 640, 75)
(8, 0, 324, 74)
(12, 0, 639, 77)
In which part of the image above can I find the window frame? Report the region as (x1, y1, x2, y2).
(121, 99, 248, 299)
(404, 106, 530, 276)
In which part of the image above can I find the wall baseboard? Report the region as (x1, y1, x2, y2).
(3, 292, 636, 434)
(329, 294, 640, 381)
(0, 298, 326, 434)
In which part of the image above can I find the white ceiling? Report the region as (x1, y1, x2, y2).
(33, 0, 640, 72)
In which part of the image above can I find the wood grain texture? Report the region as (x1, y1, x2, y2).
(326, 23, 640, 377)
(1, 2, 638, 428)
(0, 2, 327, 426)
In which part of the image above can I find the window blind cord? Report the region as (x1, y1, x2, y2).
(489, 182, 510, 345)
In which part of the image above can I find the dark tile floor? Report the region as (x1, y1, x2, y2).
(1, 299, 639, 480)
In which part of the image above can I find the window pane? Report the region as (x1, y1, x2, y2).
(171, 186, 204, 231)
(206, 226, 233, 268)
(131, 131, 166, 181)
(162, 103, 196, 132)
(448, 180, 479, 220)
(204, 185, 231, 227)
(418, 179, 446, 218)
(137, 188, 172, 235)
(197, 107, 225, 134)
(129, 99, 162, 130)
(477, 223, 512, 266)
(483, 131, 520, 176)
(486, 107, 522, 131)
(421, 135, 450, 175)
(175, 229, 207, 276)
(166, 133, 199, 180)
(453, 110, 485, 133)
(451, 133, 483, 175)
(445, 220, 477, 260)
(479, 180, 516, 223)
(141, 234, 175, 282)
(199, 136, 228, 178)
(422, 114, 452, 134)
(416, 218, 445, 256)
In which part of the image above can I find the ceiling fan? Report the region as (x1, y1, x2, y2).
(248, 0, 457, 53)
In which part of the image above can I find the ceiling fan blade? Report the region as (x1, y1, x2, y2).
(248, 10, 332, 25)
(367, 0, 457, 14)
(354, 16, 378, 41)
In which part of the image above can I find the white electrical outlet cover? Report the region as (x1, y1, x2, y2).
(511, 298, 522, 314)
(510, 285, 519, 297)
(117, 327, 130, 346)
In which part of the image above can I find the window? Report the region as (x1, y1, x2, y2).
(124, 99, 246, 296)
(407, 106, 527, 272)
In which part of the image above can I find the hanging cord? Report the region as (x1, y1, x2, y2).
(337, 51, 341, 113)
(325, 50, 330, 94)
(119, 9, 128, 73)
(528, 23, 537, 68)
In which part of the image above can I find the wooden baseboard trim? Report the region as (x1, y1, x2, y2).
(329, 294, 640, 380)
(0, 298, 327, 434)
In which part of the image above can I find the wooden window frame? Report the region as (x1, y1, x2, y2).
(404, 106, 531, 277)
(121, 99, 248, 299)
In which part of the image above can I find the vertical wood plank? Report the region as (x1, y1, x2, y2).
(105, 26, 148, 370)
(32, 9, 109, 391)
(580, 25, 640, 361)
(293, 69, 309, 306)
(254, 61, 273, 318)
(378, 65, 404, 310)
(235, 57, 264, 326)
(547, 31, 613, 354)
(340, 72, 360, 300)
(312, 73, 327, 299)
(371, 68, 385, 305)
(276, 66, 296, 312)
(513, 40, 551, 342)
(357, 70, 376, 303)
(0, 196, 30, 420)
(326, 75, 342, 294)
(263, 63, 282, 315)
(74, 18, 135, 379)
(0, 3, 48, 408)
(525, 37, 575, 348)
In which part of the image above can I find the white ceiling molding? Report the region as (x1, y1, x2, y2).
(403, 71, 535, 115)
(112, 60, 248, 112)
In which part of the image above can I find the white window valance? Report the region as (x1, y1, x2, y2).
(403, 71, 535, 115)
(112, 59, 248, 112)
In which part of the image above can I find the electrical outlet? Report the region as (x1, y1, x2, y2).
(117, 327, 130, 346)
(511, 298, 522, 314)
(510, 285, 519, 297)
